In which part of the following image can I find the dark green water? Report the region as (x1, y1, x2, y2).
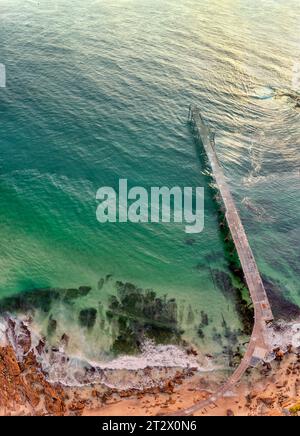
(0, 0, 299, 363)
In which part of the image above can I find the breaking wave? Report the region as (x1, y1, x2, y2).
(0, 315, 218, 390)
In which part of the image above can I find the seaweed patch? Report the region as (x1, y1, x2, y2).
(107, 282, 183, 355)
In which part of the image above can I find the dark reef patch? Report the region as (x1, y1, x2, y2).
(107, 281, 183, 355)
(216, 210, 242, 273)
(47, 315, 57, 336)
(0, 286, 92, 315)
(97, 278, 104, 290)
(263, 278, 300, 321)
(197, 326, 205, 340)
(212, 327, 222, 345)
(200, 311, 209, 327)
(62, 286, 92, 302)
(0, 289, 59, 314)
(196, 311, 210, 340)
(0, 281, 186, 357)
(212, 270, 254, 335)
(185, 238, 196, 246)
(79, 308, 97, 329)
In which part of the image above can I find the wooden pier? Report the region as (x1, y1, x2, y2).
(171, 106, 274, 416)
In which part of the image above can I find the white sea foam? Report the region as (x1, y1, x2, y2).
(264, 320, 300, 361)
(0, 320, 7, 346)
(90, 341, 201, 371)
(0, 315, 218, 390)
(41, 340, 219, 389)
(251, 86, 275, 100)
(4, 315, 300, 390)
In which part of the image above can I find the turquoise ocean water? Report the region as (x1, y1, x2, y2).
(0, 0, 299, 363)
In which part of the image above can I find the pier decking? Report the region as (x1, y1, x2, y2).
(173, 106, 274, 416)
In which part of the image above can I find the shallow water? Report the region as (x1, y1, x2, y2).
(0, 0, 299, 364)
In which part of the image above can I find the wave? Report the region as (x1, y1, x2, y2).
(0, 315, 217, 390)
(2, 314, 299, 392)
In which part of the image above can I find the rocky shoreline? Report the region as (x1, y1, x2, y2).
(0, 316, 199, 416)
(0, 316, 299, 416)
(0, 340, 199, 416)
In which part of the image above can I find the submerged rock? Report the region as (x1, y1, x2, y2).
(263, 278, 300, 321)
(200, 311, 209, 327)
(0, 289, 59, 314)
(0, 286, 92, 315)
(196, 311, 209, 339)
(185, 238, 196, 246)
(107, 282, 183, 355)
(212, 328, 222, 346)
(47, 316, 57, 336)
(197, 326, 205, 339)
(63, 286, 92, 302)
(212, 270, 254, 335)
(97, 278, 104, 290)
(79, 308, 97, 329)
